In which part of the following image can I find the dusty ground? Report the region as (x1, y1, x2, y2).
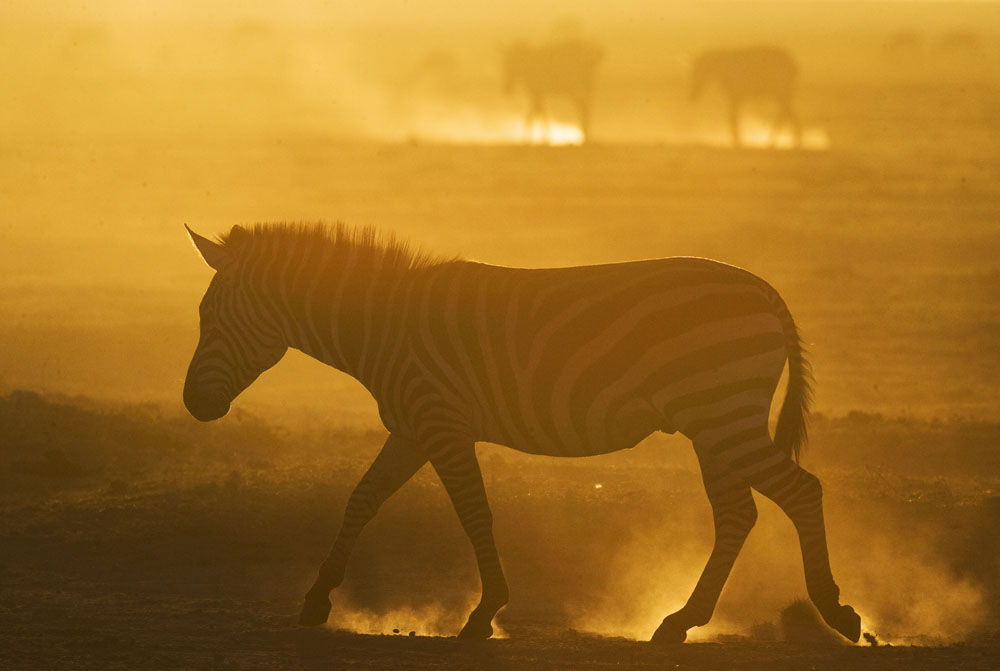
(1, 393, 999, 669)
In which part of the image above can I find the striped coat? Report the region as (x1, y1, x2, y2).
(183, 223, 859, 644)
(376, 258, 799, 458)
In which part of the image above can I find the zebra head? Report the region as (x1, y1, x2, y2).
(183, 225, 287, 422)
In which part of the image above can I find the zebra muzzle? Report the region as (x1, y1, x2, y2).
(183, 388, 231, 422)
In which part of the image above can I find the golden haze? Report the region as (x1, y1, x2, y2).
(1, 1, 999, 667)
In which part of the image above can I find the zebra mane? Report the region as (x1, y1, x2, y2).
(217, 222, 451, 271)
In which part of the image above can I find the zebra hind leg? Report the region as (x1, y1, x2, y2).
(652, 442, 758, 644)
(299, 434, 428, 626)
(771, 100, 801, 149)
(429, 442, 509, 639)
(735, 436, 861, 643)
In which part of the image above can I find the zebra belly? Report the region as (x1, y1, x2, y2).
(474, 395, 664, 457)
(477, 428, 659, 458)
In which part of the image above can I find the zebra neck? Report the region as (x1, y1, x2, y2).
(281, 265, 408, 391)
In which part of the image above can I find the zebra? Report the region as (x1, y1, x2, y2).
(501, 39, 603, 144)
(938, 30, 980, 56)
(183, 222, 861, 644)
(691, 46, 801, 149)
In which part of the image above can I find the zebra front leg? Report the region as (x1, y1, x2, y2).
(299, 433, 428, 626)
(525, 98, 544, 143)
(652, 450, 757, 644)
(728, 97, 743, 148)
(577, 96, 592, 144)
(430, 442, 509, 639)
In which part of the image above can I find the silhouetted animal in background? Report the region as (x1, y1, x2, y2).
(883, 31, 923, 56)
(939, 29, 980, 56)
(691, 46, 800, 148)
(502, 39, 603, 143)
(184, 223, 861, 645)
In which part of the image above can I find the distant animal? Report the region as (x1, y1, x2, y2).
(939, 29, 980, 56)
(690, 46, 800, 148)
(183, 222, 861, 645)
(883, 31, 923, 56)
(501, 39, 604, 143)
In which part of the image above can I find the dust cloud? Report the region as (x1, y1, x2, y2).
(570, 490, 992, 644)
(327, 598, 491, 639)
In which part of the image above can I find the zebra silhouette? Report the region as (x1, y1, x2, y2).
(691, 46, 801, 149)
(183, 223, 860, 644)
(502, 39, 603, 144)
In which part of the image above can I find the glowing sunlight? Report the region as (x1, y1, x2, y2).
(698, 119, 831, 150)
(327, 599, 508, 639)
(412, 110, 584, 146)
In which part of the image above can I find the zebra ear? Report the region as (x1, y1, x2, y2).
(226, 225, 250, 248)
(185, 224, 233, 271)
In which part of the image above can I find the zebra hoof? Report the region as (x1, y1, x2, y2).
(828, 604, 861, 643)
(650, 617, 688, 645)
(298, 591, 332, 626)
(457, 617, 494, 640)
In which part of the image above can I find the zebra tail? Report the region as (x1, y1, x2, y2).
(772, 298, 814, 463)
